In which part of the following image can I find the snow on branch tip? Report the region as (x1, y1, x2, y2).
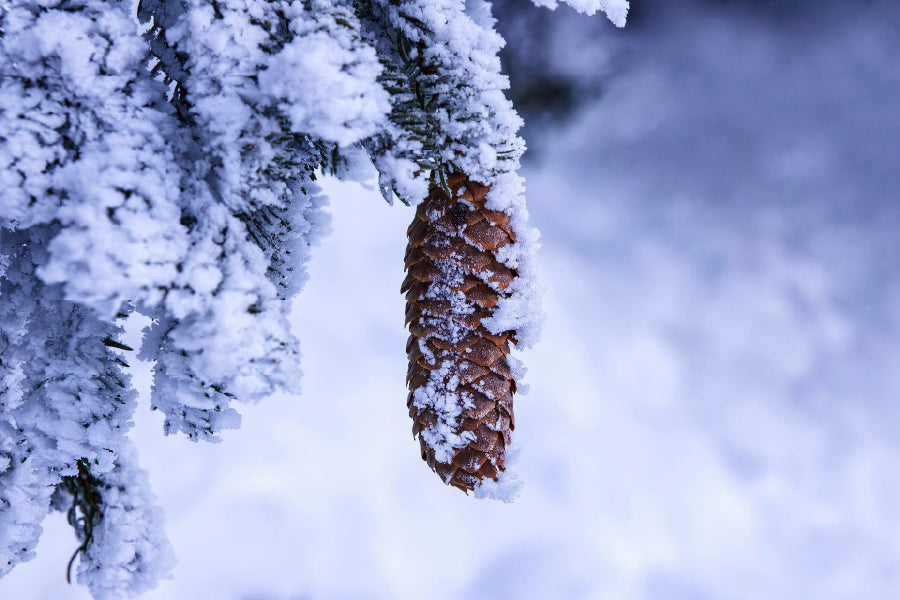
(530, 0, 629, 27)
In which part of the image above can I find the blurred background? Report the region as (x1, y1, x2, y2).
(4, 0, 900, 597)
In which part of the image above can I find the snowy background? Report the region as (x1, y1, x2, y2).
(5, 0, 900, 597)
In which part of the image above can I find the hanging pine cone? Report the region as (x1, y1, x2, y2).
(402, 171, 518, 492)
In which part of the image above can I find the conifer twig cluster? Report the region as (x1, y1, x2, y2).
(0, 0, 626, 594)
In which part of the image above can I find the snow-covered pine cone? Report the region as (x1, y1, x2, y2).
(402, 171, 518, 492)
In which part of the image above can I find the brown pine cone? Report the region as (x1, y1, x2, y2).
(402, 171, 518, 493)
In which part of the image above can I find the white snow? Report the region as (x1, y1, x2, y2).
(530, 0, 629, 27)
(258, 1, 390, 147)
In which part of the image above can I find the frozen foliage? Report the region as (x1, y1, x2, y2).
(0, 227, 143, 579)
(258, 0, 391, 147)
(358, 0, 525, 202)
(52, 441, 175, 599)
(0, 0, 619, 592)
(0, 0, 187, 316)
(530, 0, 628, 26)
(135, 0, 340, 439)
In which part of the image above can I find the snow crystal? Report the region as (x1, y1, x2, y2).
(473, 444, 523, 502)
(413, 361, 478, 464)
(259, 2, 389, 147)
(482, 174, 546, 348)
(530, 0, 629, 27)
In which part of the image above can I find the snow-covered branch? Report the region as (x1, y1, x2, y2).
(0, 0, 620, 592)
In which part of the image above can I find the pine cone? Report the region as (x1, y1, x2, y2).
(402, 171, 518, 492)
